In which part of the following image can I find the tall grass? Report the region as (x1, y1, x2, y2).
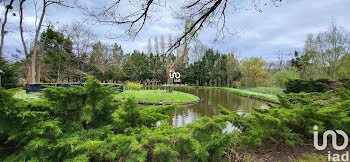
(125, 81, 143, 90)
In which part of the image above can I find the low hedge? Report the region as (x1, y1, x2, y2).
(284, 79, 340, 93)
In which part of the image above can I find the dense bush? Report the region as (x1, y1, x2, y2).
(284, 79, 332, 93)
(0, 57, 19, 89)
(0, 79, 237, 161)
(339, 78, 350, 90)
(233, 87, 350, 148)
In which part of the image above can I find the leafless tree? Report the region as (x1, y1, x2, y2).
(0, 0, 15, 56)
(154, 36, 159, 55)
(62, 21, 96, 81)
(19, 0, 72, 83)
(160, 34, 165, 55)
(191, 40, 207, 63)
(147, 37, 152, 54)
(167, 34, 173, 54)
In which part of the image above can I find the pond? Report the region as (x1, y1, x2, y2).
(145, 86, 268, 127)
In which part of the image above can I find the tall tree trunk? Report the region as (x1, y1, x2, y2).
(19, 0, 47, 83)
(30, 0, 46, 83)
(0, 0, 14, 56)
(35, 57, 41, 83)
(56, 63, 60, 83)
(26, 62, 32, 83)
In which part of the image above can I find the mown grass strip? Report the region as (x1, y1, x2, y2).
(218, 87, 279, 103)
(244, 87, 285, 96)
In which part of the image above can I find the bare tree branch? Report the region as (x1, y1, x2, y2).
(84, 0, 155, 39)
(0, 0, 15, 56)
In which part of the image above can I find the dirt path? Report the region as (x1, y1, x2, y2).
(234, 141, 349, 161)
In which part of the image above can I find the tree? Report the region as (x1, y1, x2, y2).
(273, 68, 300, 88)
(240, 57, 268, 87)
(201, 49, 218, 86)
(147, 38, 152, 54)
(303, 21, 349, 79)
(40, 28, 73, 83)
(109, 43, 124, 83)
(167, 34, 173, 55)
(89, 41, 109, 81)
(191, 40, 207, 63)
(62, 21, 96, 81)
(290, 50, 311, 78)
(226, 54, 241, 87)
(19, 0, 71, 83)
(160, 35, 165, 55)
(0, 0, 15, 56)
(86, 0, 281, 86)
(338, 53, 350, 78)
(167, 19, 195, 84)
(154, 36, 159, 55)
(122, 51, 151, 82)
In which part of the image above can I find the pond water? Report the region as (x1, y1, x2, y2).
(144, 86, 268, 127)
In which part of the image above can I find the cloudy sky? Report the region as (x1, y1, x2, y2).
(2, 0, 350, 62)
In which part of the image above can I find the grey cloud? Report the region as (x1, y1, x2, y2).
(2, 0, 350, 62)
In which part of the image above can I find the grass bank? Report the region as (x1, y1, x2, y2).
(244, 87, 285, 96)
(217, 87, 280, 103)
(185, 86, 280, 103)
(113, 90, 200, 105)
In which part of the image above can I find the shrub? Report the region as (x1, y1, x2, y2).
(339, 78, 350, 90)
(234, 88, 350, 148)
(1, 78, 238, 161)
(125, 81, 143, 90)
(284, 79, 331, 93)
(0, 58, 19, 89)
(0, 79, 119, 160)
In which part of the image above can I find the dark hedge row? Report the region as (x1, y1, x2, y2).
(285, 79, 340, 93)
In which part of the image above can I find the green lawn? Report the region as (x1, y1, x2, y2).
(13, 90, 42, 102)
(113, 90, 200, 104)
(12, 89, 200, 104)
(218, 87, 279, 103)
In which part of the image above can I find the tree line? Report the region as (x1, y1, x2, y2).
(0, 0, 283, 85)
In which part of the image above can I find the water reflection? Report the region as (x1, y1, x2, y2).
(143, 86, 268, 127)
(169, 87, 267, 127)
